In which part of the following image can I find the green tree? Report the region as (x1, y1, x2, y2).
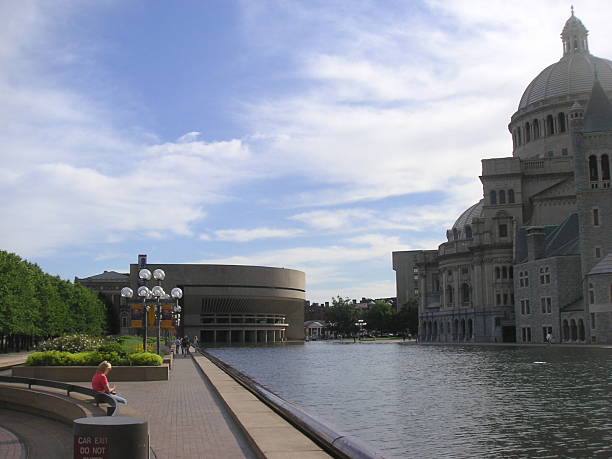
(325, 296, 360, 336)
(364, 301, 393, 335)
(392, 299, 419, 337)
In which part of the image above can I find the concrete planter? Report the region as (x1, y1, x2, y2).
(12, 364, 169, 382)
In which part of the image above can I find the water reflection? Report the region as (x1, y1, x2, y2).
(207, 343, 612, 458)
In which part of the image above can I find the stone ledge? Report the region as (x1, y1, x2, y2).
(12, 365, 169, 382)
(0, 386, 101, 425)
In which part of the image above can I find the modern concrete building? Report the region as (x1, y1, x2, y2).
(393, 12, 612, 345)
(126, 263, 306, 344)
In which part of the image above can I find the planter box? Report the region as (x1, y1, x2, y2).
(12, 364, 169, 382)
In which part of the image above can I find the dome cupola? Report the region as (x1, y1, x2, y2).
(561, 7, 589, 56)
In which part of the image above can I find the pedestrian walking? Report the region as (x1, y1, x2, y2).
(181, 336, 190, 357)
(192, 336, 200, 352)
(174, 337, 182, 355)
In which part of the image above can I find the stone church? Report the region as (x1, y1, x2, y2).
(393, 12, 612, 344)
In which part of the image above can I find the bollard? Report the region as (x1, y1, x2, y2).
(73, 416, 148, 459)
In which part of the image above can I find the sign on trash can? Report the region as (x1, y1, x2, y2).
(73, 416, 148, 459)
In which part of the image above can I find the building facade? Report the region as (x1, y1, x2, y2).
(393, 12, 612, 344)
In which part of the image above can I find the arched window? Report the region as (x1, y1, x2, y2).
(589, 283, 595, 304)
(453, 319, 459, 340)
(558, 112, 566, 132)
(525, 122, 531, 142)
(601, 154, 610, 181)
(452, 228, 459, 240)
(499, 190, 506, 204)
(562, 320, 569, 341)
(509, 266, 514, 279)
(460, 319, 466, 339)
(570, 319, 577, 341)
(517, 128, 522, 145)
(467, 319, 473, 339)
(502, 266, 508, 279)
(490, 190, 497, 205)
(546, 114, 554, 135)
(589, 155, 599, 181)
(578, 319, 585, 341)
(447, 285, 454, 306)
(508, 189, 515, 203)
(533, 119, 540, 139)
(465, 225, 473, 239)
(495, 267, 501, 279)
(433, 321, 438, 339)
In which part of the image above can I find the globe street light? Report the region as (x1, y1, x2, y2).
(355, 319, 367, 341)
(121, 266, 183, 355)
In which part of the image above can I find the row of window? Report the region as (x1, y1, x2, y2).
(495, 292, 514, 306)
(512, 112, 567, 148)
(490, 189, 515, 205)
(517, 267, 550, 287)
(495, 265, 514, 280)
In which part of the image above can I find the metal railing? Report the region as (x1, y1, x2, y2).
(0, 375, 118, 416)
(201, 351, 385, 459)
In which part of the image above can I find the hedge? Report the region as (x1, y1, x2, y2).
(26, 351, 162, 367)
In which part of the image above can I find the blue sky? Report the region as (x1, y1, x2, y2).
(3, 1, 612, 303)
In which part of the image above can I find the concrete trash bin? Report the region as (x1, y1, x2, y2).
(73, 416, 148, 459)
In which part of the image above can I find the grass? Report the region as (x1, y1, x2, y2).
(117, 335, 171, 355)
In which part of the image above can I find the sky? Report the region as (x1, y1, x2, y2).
(2, 1, 612, 303)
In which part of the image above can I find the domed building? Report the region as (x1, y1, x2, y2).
(393, 11, 612, 345)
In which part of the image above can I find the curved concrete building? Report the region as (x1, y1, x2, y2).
(128, 263, 306, 344)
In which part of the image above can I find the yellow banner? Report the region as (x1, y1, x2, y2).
(161, 304, 174, 328)
(131, 303, 144, 328)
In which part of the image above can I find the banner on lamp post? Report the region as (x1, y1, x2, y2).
(131, 304, 144, 328)
(161, 304, 174, 328)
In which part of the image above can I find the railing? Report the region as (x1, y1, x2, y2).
(0, 375, 118, 416)
(201, 351, 385, 459)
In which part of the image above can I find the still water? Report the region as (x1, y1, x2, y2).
(207, 342, 612, 459)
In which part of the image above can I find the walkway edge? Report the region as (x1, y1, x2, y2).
(192, 354, 331, 459)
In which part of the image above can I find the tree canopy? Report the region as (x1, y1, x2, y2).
(0, 250, 108, 338)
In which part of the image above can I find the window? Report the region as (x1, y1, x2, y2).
(413, 267, 418, 273)
(503, 293, 508, 305)
(540, 297, 552, 313)
(496, 293, 501, 305)
(558, 113, 566, 132)
(539, 266, 550, 284)
(490, 190, 497, 205)
(499, 190, 506, 204)
(591, 312, 596, 329)
(519, 270, 529, 287)
(520, 299, 530, 315)
(502, 266, 508, 279)
(509, 266, 514, 279)
(465, 225, 473, 239)
(499, 224, 508, 238)
(593, 208, 600, 226)
(495, 267, 501, 279)
(602, 154, 610, 181)
(414, 288, 419, 296)
(546, 115, 554, 135)
(589, 283, 595, 304)
(495, 317, 501, 327)
(525, 122, 531, 142)
(595, 247, 602, 259)
(508, 189, 515, 204)
(522, 327, 532, 343)
(589, 155, 599, 181)
(533, 119, 540, 139)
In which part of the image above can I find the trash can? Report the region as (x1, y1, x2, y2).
(73, 416, 148, 459)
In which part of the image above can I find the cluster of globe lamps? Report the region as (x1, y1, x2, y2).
(120, 268, 183, 355)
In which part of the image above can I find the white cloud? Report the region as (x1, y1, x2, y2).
(212, 227, 304, 242)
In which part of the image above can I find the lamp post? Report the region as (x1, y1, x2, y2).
(121, 268, 183, 355)
(355, 319, 367, 340)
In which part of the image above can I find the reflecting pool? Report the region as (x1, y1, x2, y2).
(207, 342, 612, 458)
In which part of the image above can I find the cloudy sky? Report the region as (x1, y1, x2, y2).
(2, 1, 612, 303)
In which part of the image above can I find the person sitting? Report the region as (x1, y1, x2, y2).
(92, 361, 127, 405)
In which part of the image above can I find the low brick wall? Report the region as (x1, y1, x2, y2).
(12, 364, 169, 382)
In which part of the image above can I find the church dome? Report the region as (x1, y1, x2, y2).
(518, 11, 612, 110)
(447, 200, 483, 241)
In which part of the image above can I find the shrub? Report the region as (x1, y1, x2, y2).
(97, 341, 127, 358)
(129, 352, 163, 366)
(26, 350, 160, 366)
(35, 334, 105, 353)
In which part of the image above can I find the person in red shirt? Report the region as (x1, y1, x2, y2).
(92, 361, 127, 405)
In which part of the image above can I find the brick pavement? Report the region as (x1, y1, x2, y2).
(111, 355, 257, 459)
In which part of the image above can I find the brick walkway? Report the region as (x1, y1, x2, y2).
(108, 355, 257, 459)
